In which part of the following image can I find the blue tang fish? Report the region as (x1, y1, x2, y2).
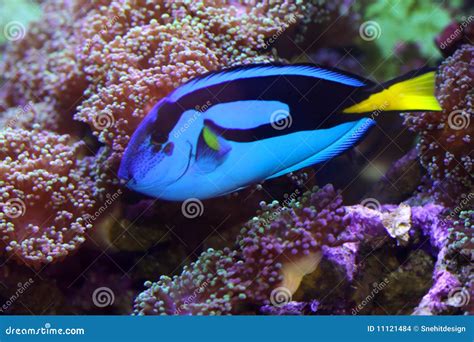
(118, 63, 441, 201)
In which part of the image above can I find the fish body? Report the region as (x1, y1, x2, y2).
(118, 64, 441, 201)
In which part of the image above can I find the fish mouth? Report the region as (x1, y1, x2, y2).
(126, 141, 193, 194)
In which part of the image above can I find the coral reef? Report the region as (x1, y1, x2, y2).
(0, 0, 316, 267)
(0, 102, 63, 132)
(402, 44, 473, 205)
(133, 185, 350, 315)
(74, 0, 310, 168)
(0, 0, 471, 317)
(1, 0, 88, 117)
(133, 184, 473, 315)
(1, 0, 314, 170)
(0, 128, 97, 267)
(414, 209, 473, 314)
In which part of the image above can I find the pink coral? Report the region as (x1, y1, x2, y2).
(0, 0, 314, 265)
(0, 102, 66, 133)
(133, 182, 470, 316)
(0, 0, 88, 116)
(74, 0, 308, 167)
(0, 129, 97, 267)
(2, 1, 309, 170)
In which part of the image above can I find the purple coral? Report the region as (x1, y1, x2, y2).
(414, 210, 473, 314)
(133, 185, 351, 315)
(134, 183, 472, 315)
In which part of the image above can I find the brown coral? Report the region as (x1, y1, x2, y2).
(0, 129, 97, 268)
(402, 44, 473, 202)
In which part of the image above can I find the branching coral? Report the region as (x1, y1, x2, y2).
(402, 44, 473, 203)
(0, 129, 97, 268)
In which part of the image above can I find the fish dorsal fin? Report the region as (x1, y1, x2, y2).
(169, 64, 368, 102)
(266, 118, 375, 180)
(195, 120, 231, 174)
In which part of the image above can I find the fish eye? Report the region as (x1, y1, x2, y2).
(163, 142, 174, 156)
(150, 132, 168, 151)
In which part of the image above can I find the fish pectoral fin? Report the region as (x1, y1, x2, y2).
(195, 121, 231, 173)
(265, 118, 375, 180)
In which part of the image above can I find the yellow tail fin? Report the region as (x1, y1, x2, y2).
(343, 70, 442, 113)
